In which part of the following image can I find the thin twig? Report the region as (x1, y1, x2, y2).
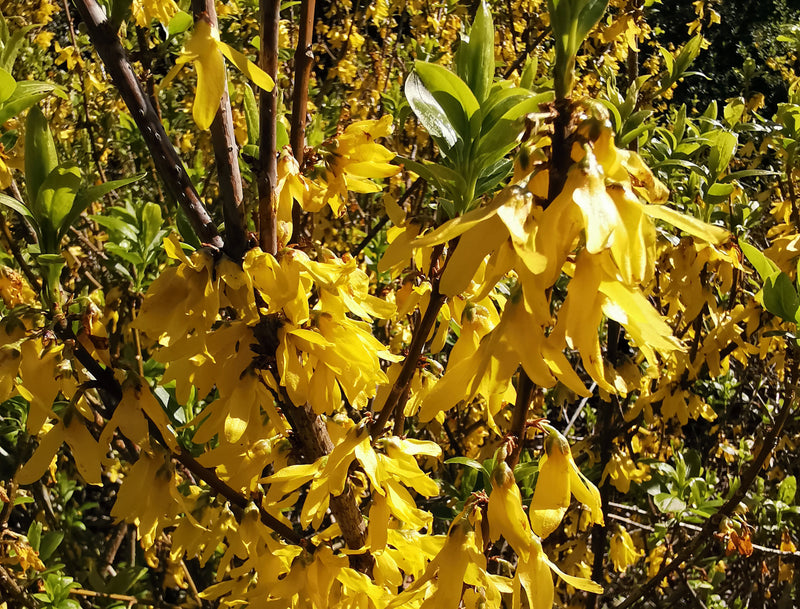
(258, 0, 281, 255)
(73, 0, 223, 249)
(606, 512, 800, 558)
(289, 0, 317, 241)
(370, 255, 447, 438)
(0, 210, 40, 289)
(615, 347, 800, 609)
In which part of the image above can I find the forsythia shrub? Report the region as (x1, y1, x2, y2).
(1, 0, 799, 608)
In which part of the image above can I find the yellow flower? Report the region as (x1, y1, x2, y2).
(110, 446, 186, 548)
(601, 448, 650, 494)
(312, 116, 399, 215)
(131, 0, 179, 27)
(53, 42, 82, 70)
(529, 424, 604, 539)
(0, 137, 24, 189)
(609, 526, 642, 572)
(161, 21, 274, 130)
(0, 266, 36, 308)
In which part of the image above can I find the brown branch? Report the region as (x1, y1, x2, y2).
(502, 27, 549, 79)
(0, 210, 40, 290)
(506, 373, 534, 469)
(171, 441, 307, 548)
(614, 347, 800, 609)
(371, 277, 447, 438)
(589, 320, 621, 609)
(280, 400, 368, 569)
(506, 98, 574, 469)
(191, 0, 247, 259)
(289, 0, 317, 241)
(72, 0, 224, 249)
(0, 564, 36, 608)
(99, 522, 128, 576)
(257, 0, 281, 255)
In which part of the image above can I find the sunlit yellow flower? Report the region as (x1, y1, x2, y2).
(312, 115, 399, 215)
(110, 446, 187, 548)
(601, 447, 650, 494)
(609, 526, 642, 572)
(530, 424, 604, 538)
(161, 21, 273, 130)
(130, 0, 178, 27)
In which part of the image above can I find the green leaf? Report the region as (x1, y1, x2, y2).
(445, 456, 485, 470)
(60, 173, 145, 243)
(167, 10, 193, 37)
(654, 492, 686, 513)
(105, 243, 144, 265)
(722, 169, 779, 183)
(519, 56, 537, 89)
(0, 67, 15, 103)
(176, 210, 201, 250)
(405, 71, 459, 150)
(0, 192, 36, 224)
(243, 83, 259, 144)
(141, 202, 164, 254)
(705, 181, 735, 204)
(38, 531, 64, 561)
(779, 475, 797, 504)
(88, 214, 139, 243)
(35, 164, 82, 254)
(675, 35, 703, 78)
(0, 82, 65, 125)
(708, 130, 738, 177)
(475, 158, 512, 197)
(474, 92, 554, 168)
(480, 87, 533, 134)
(764, 272, 800, 323)
(414, 61, 481, 141)
(575, 0, 610, 43)
(456, 0, 494, 103)
(0, 23, 37, 72)
(27, 520, 42, 552)
(396, 156, 463, 197)
(739, 239, 780, 283)
(276, 121, 289, 150)
(25, 105, 59, 209)
(513, 461, 539, 482)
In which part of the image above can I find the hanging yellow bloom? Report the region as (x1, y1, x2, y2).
(310, 116, 400, 216)
(529, 424, 604, 539)
(162, 20, 274, 130)
(609, 526, 642, 572)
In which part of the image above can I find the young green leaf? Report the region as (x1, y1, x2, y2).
(405, 71, 459, 150)
(24, 105, 58, 207)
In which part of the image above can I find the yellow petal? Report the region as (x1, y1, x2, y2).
(184, 21, 225, 130)
(18, 422, 64, 484)
(217, 40, 274, 92)
(544, 555, 604, 593)
(572, 148, 621, 254)
(488, 461, 532, 560)
(643, 204, 729, 244)
(567, 456, 604, 526)
(529, 445, 570, 539)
